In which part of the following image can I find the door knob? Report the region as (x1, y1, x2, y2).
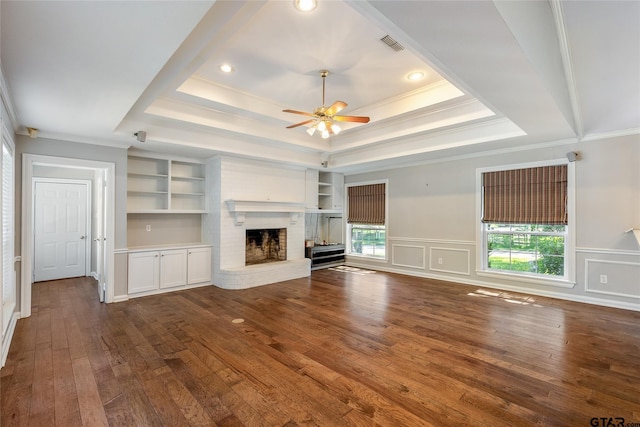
(80, 236, 86, 239)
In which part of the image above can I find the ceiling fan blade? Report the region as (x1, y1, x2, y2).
(333, 115, 370, 123)
(325, 101, 347, 117)
(283, 109, 315, 117)
(286, 119, 315, 129)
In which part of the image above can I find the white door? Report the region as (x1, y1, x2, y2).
(34, 181, 89, 282)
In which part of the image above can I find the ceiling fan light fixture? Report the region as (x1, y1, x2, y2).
(283, 69, 370, 137)
(294, 0, 317, 12)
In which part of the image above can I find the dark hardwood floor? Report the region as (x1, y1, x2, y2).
(2, 268, 639, 426)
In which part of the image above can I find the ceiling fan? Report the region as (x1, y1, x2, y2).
(283, 70, 370, 138)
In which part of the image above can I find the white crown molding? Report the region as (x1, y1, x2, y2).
(15, 130, 133, 151)
(580, 127, 640, 142)
(0, 62, 20, 132)
(331, 116, 525, 169)
(340, 136, 579, 175)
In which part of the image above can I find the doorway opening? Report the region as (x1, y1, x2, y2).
(21, 154, 115, 318)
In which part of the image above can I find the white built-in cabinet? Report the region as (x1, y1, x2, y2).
(305, 169, 319, 209)
(128, 251, 161, 294)
(187, 247, 213, 285)
(305, 170, 344, 212)
(127, 153, 211, 298)
(159, 249, 188, 289)
(127, 155, 206, 213)
(127, 246, 212, 296)
(319, 171, 344, 210)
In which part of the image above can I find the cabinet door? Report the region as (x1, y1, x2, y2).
(128, 252, 160, 293)
(331, 173, 344, 209)
(160, 249, 187, 289)
(305, 169, 319, 209)
(188, 247, 212, 285)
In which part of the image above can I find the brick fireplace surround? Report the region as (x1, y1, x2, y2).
(215, 200, 310, 289)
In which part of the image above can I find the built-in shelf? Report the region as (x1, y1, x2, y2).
(305, 170, 344, 213)
(172, 175, 205, 181)
(127, 155, 206, 213)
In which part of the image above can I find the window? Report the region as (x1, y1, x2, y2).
(1, 128, 15, 335)
(350, 224, 386, 258)
(486, 223, 566, 276)
(479, 162, 573, 282)
(347, 182, 387, 259)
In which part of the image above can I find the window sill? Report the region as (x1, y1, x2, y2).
(346, 253, 388, 263)
(476, 270, 575, 289)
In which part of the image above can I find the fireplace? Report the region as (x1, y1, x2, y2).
(245, 228, 287, 265)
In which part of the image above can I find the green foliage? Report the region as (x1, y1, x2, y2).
(487, 224, 565, 277)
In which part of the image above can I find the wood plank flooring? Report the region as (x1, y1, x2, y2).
(2, 269, 640, 426)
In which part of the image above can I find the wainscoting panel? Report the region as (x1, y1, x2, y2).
(429, 247, 471, 275)
(585, 258, 640, 298)
(391, 244, 425, 269)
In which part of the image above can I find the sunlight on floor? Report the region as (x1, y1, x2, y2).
(467, 288, 545, 307)
(328, 266, 376, 275)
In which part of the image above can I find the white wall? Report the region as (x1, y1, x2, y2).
(345, 134, 640, 311)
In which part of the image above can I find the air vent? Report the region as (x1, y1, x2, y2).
(380, 35, 404, 52)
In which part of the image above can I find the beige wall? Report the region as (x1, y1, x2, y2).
(15, 135, 128, 248)
(345, 134, 640, 310)
(127, 213, 203, 248)
(15, 135, 128, 307)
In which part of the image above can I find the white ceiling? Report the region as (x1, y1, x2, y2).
(2, 0, 638, 173)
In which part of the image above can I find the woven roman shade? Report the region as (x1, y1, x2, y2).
(347, 183, 386, 225)
(482, 165, 567, 225)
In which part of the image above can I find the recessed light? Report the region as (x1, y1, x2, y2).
(294, 0, 317, 12)
(407, 71, 425, 81)
(220, 64, 234, 73)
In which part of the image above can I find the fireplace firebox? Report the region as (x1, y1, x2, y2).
(245, 228, 287, 265)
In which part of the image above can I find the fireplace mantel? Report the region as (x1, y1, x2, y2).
(225, 200, 305, 225)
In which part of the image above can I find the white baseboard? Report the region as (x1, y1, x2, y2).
(112, 294, 130, 303)
(346, 261, 640, 312)
(1, 311, 20, 368)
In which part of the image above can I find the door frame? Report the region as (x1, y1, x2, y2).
(33, 178, 92, 281)
(21, 154, 115, 318)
